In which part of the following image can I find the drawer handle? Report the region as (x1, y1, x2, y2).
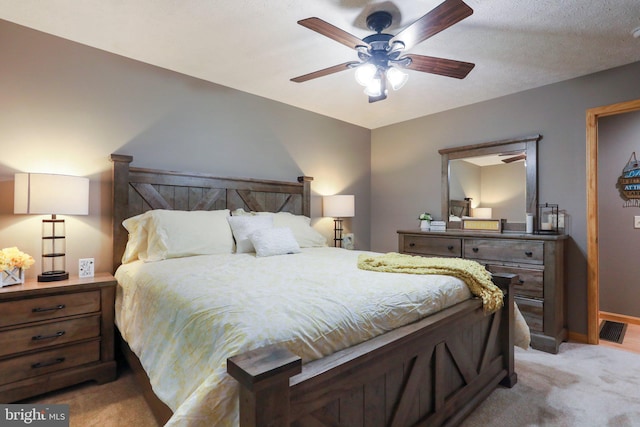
(409, 243, 416, 247)
(31, 357, 65, 369)
(472, 247, 479, 252)
(447, 245, 454, 250)
(32, 331, 66, 341)
(32, 304, 66, 313)
(525, 251, 533, 257)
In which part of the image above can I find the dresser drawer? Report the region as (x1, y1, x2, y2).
(401, 235, 462, 257)
(464, 239, 544, 265)
(486, 265, 544, 299)
(0, 291, 100, 328)
(515, 296, 543, 332)
(0, 315, 100, 358)
(0, 340, 100, 386)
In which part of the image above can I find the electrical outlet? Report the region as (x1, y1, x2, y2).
(343, 233, 355, 250)
(79, 258, 95, 278)
(635, 216, 640, 229)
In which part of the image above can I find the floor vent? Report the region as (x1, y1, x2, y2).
(599, 320, 627, 344)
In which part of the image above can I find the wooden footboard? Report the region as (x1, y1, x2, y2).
(228, 274, 517, 427)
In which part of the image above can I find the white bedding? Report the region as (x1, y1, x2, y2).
(115, 247, 493, 426)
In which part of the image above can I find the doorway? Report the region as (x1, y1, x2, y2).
(586, 98, 640, 345)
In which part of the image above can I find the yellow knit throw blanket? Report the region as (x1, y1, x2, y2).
(357, 252, 503, 313)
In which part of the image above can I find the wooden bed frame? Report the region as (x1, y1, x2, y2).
(111, 154, 517, 427)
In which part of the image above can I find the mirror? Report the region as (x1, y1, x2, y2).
(439, 135, 540, 231)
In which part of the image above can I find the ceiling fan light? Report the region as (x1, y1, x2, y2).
(363, 78, 383, 97)
(355, 63, 377, 86)
(386, 67, 408, 91)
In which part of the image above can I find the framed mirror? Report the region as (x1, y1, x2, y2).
(439, 134, 541, 231)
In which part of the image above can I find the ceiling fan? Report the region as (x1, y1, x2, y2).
(291, 0, 476, 103)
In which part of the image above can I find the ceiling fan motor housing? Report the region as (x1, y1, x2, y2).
(366, 11, 393, 33)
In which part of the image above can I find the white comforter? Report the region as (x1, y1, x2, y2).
(115, 247, 492, 426)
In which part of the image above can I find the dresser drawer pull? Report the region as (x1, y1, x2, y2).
(32, 304, 66, 313)
(409, 243, 416, 247)
(32, 331, 66, 341)
(448, 245, 454, 250)
(525, 251, 533, 257)
(31, 357, 65, 369)
(472, 247, 479, 252)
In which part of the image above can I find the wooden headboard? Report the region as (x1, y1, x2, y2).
(111, 154, 312, 272)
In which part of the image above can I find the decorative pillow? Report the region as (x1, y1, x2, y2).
(227, 215, 274, 253)
(230, 209, 326, 248)
(249, 227, 301, 257)
(121, 212, 150, 264)
(141, 209, 234, 261)
(270, 212, 327, 247)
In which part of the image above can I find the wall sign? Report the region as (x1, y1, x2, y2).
(618, 152, 640, 207)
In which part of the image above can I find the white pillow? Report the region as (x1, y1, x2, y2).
(227, 215, 273, 253)
(270, 212, 327, 247)
(121, 212, 150, 264)
(230, 209, 326, 248)
(249, 227, 301, 257)
(141, 209, 234, 261)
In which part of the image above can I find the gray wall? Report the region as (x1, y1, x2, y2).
(598, 110, 640, 318)
(0, 20, 371, 277)
(371, 61, 640, 336)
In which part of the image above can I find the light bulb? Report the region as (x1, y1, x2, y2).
(363, 77, 383, 97)
(386, 67, 408, 90)
(355, 63, 377, 86)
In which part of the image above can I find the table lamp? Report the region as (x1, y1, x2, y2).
(14, 173, 89, 282)
(323, 195, 355, 248)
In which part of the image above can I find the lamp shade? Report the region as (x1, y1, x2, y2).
(323, 195, 355, 218)
(473, 207, 493, 219)
(14, 173, 89, 215)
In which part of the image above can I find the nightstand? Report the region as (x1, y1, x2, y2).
(0, 273, 117, 402)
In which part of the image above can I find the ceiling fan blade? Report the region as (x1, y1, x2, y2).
(404, 54, 475, 79)
(390, 0, 473, 51)
(298, 17, 370, 50)
(502, 154, 527, 163)
(291, 61, 358, 83)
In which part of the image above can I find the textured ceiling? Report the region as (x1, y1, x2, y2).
(2, 0, 640, 129)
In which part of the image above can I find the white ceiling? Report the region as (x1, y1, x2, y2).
(2, 0, 640, 129)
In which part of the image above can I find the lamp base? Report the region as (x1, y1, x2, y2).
(38, 271, 69, 282)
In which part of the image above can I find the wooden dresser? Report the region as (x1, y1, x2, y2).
(398, 229, 568, 353)
(0, 273, 117, 402)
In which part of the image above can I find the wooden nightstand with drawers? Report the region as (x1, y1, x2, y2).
(0, 273, 117, 402)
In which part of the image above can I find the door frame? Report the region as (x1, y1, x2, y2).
(586, 98, 640, 344)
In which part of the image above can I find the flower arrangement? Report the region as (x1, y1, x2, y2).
(0, 247, 35, 271)
(418, 212, 433, 221)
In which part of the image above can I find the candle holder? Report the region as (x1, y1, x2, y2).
(535, 203, 559, 234)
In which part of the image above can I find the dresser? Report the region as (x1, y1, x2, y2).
(398, 230, 567, 353)
(0, 273, 117, 402)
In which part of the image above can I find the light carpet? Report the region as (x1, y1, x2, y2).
(462, 343, 640, 427)
(23, 343, 640, 426)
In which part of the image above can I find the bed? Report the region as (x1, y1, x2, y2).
(110, 154, 523, 427)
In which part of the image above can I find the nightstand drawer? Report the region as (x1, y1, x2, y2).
(402, 235, 462, 257)
(0, 291, 100, 328)
(486, 265, 544, 298)
(464, 239, 544, 265)
(0, 340, 100, 386)
(0, 315, 100, 358)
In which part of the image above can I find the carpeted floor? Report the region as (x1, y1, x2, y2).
(22, 343, 640, 426)
(462, 343, 640, 427)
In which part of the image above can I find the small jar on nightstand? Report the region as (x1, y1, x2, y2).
(0, 273, 117, 402)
